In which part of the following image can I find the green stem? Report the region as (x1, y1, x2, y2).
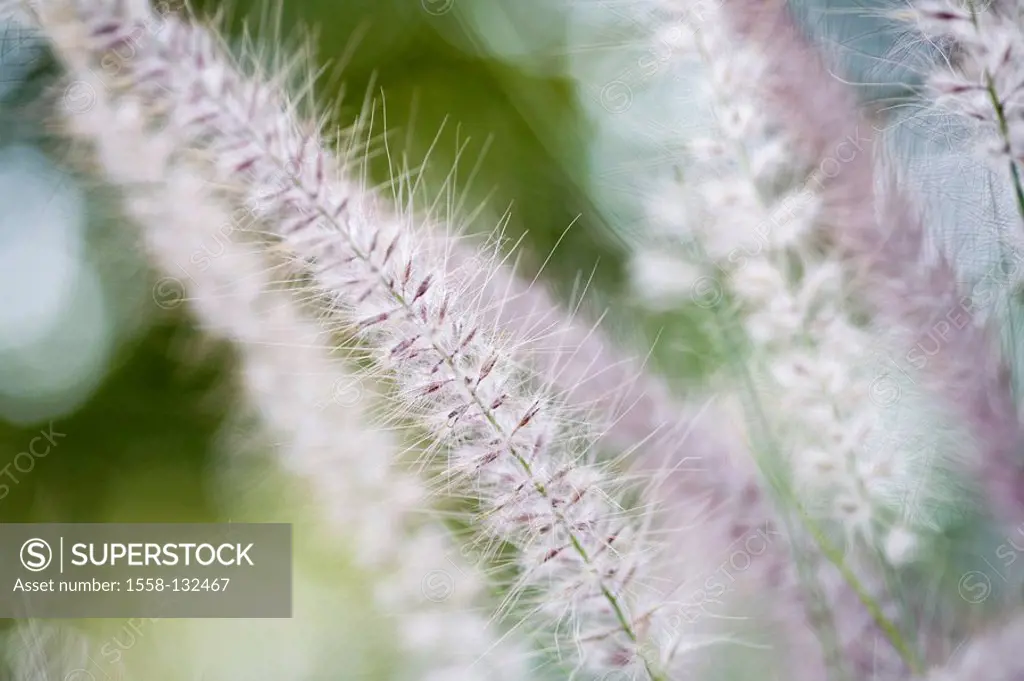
(982, 72, 1024, 223)
(966, 0, 1024, 223)
(717, 308, 923, 676)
